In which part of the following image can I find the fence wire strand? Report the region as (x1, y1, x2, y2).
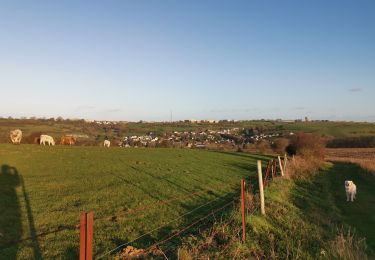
(145, 199, 235, 253)
(96, 194, 236, 259)
(1, 183, 233, 250)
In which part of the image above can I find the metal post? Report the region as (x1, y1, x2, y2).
(80, 212, 87, 260)
(80, 212, 94, 260)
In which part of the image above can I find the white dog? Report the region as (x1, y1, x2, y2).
(345, 180, 357, 202)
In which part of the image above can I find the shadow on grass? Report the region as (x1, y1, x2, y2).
(0, 164, 43, 259)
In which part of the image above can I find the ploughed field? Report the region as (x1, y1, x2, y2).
(326, 148, 375, 174)
(0, 145, 266, 259)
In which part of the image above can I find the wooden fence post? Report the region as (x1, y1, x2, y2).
(241, 178, 246, 243)
(80, 212, 94, 260)
(257, 160, 265, 215)
(278, 156, 285, 177)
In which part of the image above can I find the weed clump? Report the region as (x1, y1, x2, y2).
(327, 228, 368, 260)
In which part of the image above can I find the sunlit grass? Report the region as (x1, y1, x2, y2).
(0, 144, 268, 259)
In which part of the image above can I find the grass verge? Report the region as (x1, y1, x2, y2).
(177, 162, 374, 259)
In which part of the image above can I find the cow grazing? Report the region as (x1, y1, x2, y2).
(60, 136, 76, 145)
(10, 129, 22, 144)
(40, 135, 55, 146)
(104, 140, 110, 147)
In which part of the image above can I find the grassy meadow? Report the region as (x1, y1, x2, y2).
(0, 144, 268, 259)
(1, 144, 374, 259)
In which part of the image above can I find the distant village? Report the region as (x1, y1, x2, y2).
(115, 127, 296, 149)
(0, 116, 332, 148)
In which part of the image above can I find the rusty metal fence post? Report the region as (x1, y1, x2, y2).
(80, 212, 94, 260)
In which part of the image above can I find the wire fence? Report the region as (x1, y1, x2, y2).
(1, 156, 288, 259)
(0, 182, 232, 250)
(98, 155, 283, 259)
(96, 193, 237, 259)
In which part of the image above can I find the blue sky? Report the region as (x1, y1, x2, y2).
(0, 1, 374, 121)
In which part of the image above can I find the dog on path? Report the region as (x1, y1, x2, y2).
(345, 180, 357, 202)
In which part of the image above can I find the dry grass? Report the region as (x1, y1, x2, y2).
(328, 228, 368, 260)
(285, 156, 324, 179)
(325, 148, 375, 174)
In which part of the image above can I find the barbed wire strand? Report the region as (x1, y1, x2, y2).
(117, 200, 236, 258)
(1, 183, 234, 249)
(95, 182, 236, 221)
(170, 204, 257, 258)
(163, 205, 255, 259)
(94, 184, 225, 223)
(144, 200, 236, 253)
(96, 195, 236, 259)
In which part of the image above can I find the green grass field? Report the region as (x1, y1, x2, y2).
(0, 145, 268, 259)
(1, 144, 374, 259)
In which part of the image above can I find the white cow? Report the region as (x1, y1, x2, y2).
(104, 140, 111, 147)
(40, 135, 55, 146)
(10, 129, 22, 144)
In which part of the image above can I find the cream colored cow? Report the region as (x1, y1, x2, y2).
(40, 135, 55, 146)
(104, 140, 110, 147)
(10, 129, 22, 144)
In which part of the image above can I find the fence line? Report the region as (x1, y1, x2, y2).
(144, 199, 236, 253)
(1, 155, 289, 258)
(93, 156, 287, 259)
(96, 194, 237, 259)
(0, 183, 232, 250)
(94, 183, 232, 223)
(96, 155, 289, 258)
(152, 212, 239, 258)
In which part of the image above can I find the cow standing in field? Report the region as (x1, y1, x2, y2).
(40, 135, 55, 146)
(104, 140, 110, 147)
(10, 129, 22, 144)
(60, 136, 76, 145)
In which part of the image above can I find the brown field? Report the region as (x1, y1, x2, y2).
(325, 148, 375, 174)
